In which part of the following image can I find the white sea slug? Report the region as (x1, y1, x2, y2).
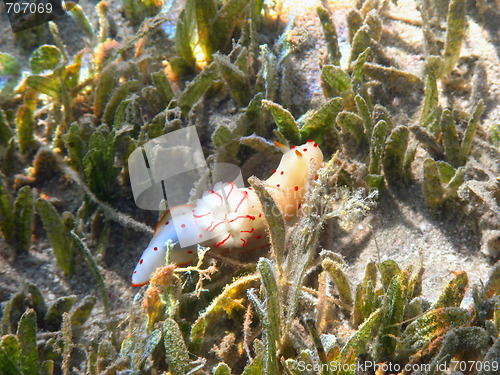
(131, 140, 324, 286)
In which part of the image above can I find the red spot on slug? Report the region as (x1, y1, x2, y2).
(298, 203, 302, 209)
(187, 250, 193, 254)
(277, 184, 280, 187)
(199, 234, 203, 238)
(303, 148, 307, 152)
(315, 174, 319, 180)
(294, 186, 298, 191)
(313, 143, 318, 147)
(181, 224, 186, 228)
(166, 221, 169, 225)
(133, 271, 137, 274)
(140, 259, 143, 265)
(308, 139, 313, 142)
(291, 145, 296, 149)
(154, 247, 158, 251)
(280, 171, 284, 175)
(273, 169, 277, 173)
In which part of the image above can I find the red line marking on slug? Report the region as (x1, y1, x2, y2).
(235, 195, 247, 213)
(131, 280, 148, 287)
(212, 190, 223, 204)
(207, 218, 226, 232)
(212, 220, 226, 230)
(227, 182, 235, 198)
(241, 238, 247, 247)
(241, 228, 255, 233)
(295, 150, 303, 157)
(140, 259, 143, 265)
(215, 234, 231, 247)
(193, 211, 210, 218)
(229, 215, 255, 223)
(133, 271, 137, 274)
(273, 169, 277, 173)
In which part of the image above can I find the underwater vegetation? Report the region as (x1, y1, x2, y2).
(0, 0, 499, 373)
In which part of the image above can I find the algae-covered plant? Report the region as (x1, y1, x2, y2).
(1, 0, 500, 373)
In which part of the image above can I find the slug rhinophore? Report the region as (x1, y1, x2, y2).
(131, 140, 324, 286)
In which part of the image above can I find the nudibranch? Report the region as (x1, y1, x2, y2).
(131, 140, 324, 287)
